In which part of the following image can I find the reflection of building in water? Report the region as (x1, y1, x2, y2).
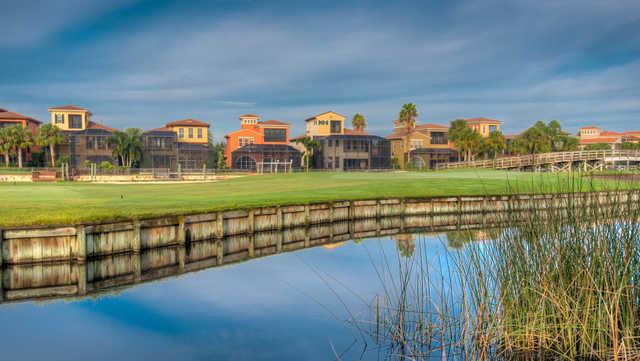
(446, 229, 499, 248)
(394, 233, 416, 258)
(322, 241, 347, 250)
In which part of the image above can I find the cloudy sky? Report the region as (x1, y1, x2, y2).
(1, 0, 639, 140)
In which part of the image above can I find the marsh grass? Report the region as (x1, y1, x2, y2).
(339, 176, 640, 360)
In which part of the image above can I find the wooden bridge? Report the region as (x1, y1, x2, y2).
(436, 150, 640, 172)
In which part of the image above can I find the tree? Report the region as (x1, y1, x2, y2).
(37, 123, 64, 167)
(111, 128, 143, 168)
(8, 125, 34, 168)
(0, 127, 12, 167)
(124, 128, 144, 168)
(510, 120, 578, 155)
(352, 113, 366, 132)
(448, 119, 482, 161)
(481, 130, 506, 159)
(295, 136, 320, 172)
(398, 103, 418, 131)
(584, 143, 611, 151)
(621, 142, 640, 150)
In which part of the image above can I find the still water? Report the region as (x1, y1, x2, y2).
(0, 230, 474, 361)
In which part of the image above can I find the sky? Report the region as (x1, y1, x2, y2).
(1, 0, 639, 141)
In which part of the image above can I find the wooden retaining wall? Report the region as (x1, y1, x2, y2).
(1, 191, 638, 266)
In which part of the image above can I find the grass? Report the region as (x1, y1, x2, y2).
(341, 188, 640, 360)
(0, 169, 635, 228)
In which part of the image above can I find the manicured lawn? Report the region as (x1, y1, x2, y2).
(0, 170, 631, 228)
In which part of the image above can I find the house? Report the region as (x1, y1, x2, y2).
(297, 111, 391, 170)
(141, 126, 178, 169)
(164, 118, 210, 169)
(48, 105, 117, 167)
(577, 126, 640, 149)
(465, 117, 502, 137)
(0, 108, 41, 164)
(225, 114, 301, 171)
(385, 121, 457, 169)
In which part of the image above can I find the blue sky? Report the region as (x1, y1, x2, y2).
(1, 0, 639, 141)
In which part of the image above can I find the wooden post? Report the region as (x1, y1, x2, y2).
(247, 234, 254, 258)
(304, 226, 310, 248)
(177, 247, 185, 273)
(247, 209, 254, 234)
(216, 212, 224, 238)
(177, 216, 185, 246)
(76, 225, 86, 262)
(304, 205, 310, 224)
(216, 240, 224, 265)
(276, 207, 283, 230)
(329, 203, 334, 223)
(133, 252, 142, 282)
(277, 232, 283, 253)
(77, 263, 87, 296)
(132, 220, 141, 253)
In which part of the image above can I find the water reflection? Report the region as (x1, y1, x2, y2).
(1, 215, 501, 304)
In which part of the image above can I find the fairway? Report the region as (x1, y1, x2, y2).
(0, 170, 625, 227)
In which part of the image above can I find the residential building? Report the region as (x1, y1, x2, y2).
(298, 111, 391, 170)
(577, 126, 640, 149)
(0, 108, 41, 164)
(385, 121, 457, 169)
(141, 127, 178, 169)
(164, 119, 210, 169)
(225, 114, 301, 171)
(465, 117, 501, 137)
(48, 105, 117, 167)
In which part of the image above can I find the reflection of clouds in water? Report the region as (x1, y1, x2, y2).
(0, 233, 452, 361)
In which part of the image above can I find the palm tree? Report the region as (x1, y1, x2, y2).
(9, 125, 34, 168)
(0, 127, 12, 167)
(111, 131, 129, 167)
(37, 124, 65, 167)
(448, 119, 482, 161)
(352, 113, 366, 132)
(110, 128, 144, 167)
(398, 103, 418, 131)
(295, 136, 320, 172)
(124, 128, 144, 168)
(481, 130, 506, 159)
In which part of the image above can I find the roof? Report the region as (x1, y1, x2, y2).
(48, 105, 90, 111)
(579, 126, 601, 130)
(415, 123, 448, 130)
(225, 128, 263, 137)
(86, 121, 117, 132)
(600, 131, 623, 136)
(385, 132, 406, 140)
(304, 111, 346, 122)
(0, 109, 41, 124)
(344, 128, 368, 135)
(239, 114, 260, 118)
(259, 119, 289, 126)
(143, 126, 174, 134)
(465, 117, 501, 124)
(579, 137, 620, 144)
(165, 118, 210, 127)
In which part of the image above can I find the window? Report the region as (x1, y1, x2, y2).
(197, 128, 203, 139)
(335, 140, 339, 147)
(239, 137, 254, 147)
(263, 128, 286, 142)
(410, 139, 423, 150)
(97, 136, 106, 150)
(330, 120, 342, 134)
(188, 128, 194, 138)
(86, 136, 95, 150)
(430, 132, 448, 145)
(335, 157, 340, 169)
(55, 114, 64, 124)
(328, 139, 333, 147)
(69, 114, 82, 129)
(179, 128, 184, 138)
(489, 125, 497, 133)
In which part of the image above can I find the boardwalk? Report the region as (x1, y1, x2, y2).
(436, 150, 640, 171)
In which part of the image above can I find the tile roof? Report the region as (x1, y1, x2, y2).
(343, 128, 368, 135)
(165, 118, 210, 127)
(260, 119, 289, 126)
(579, 137, 620, 144)
(415, 123, 448, 130)
(465, 117, 501, 124)
(87, 121, 117, 132)
(304, 110, 346, 122)
(239, 114, 260, 118)
(0, 109, 41, 124)
(144, 126, 174, 133)
(48, 105, 89, 111)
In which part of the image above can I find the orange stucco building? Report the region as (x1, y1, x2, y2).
(224, 114, 296, 168)
(465, 117, 501, 137)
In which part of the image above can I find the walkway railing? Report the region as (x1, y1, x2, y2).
(436, 150, 640, 170)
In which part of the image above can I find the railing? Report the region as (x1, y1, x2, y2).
(436, 150, 640, 170)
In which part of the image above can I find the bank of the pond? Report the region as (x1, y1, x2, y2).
(0, 170, 633, 228)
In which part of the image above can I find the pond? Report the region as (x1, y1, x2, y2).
(0, 229, 470, 361)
